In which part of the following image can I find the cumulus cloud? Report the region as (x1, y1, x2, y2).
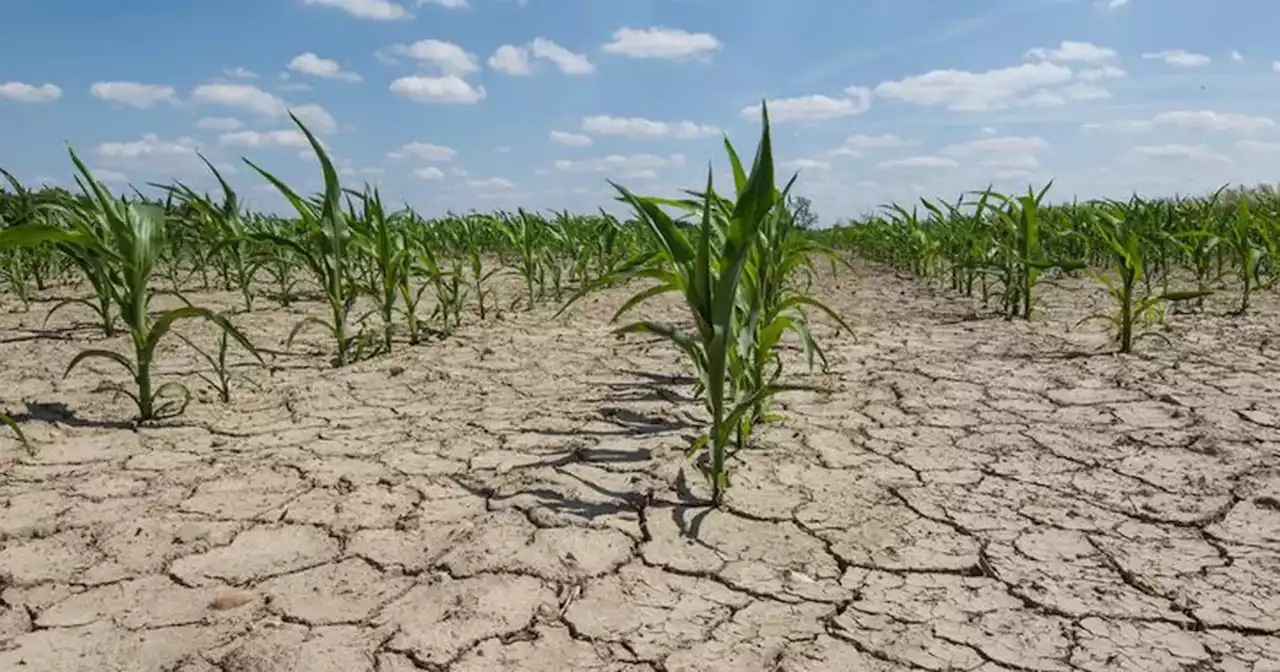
(389, 75, 486, 104)
(489, 45, 533, 75)
(288, 53, 363, 82)
(387, 141, 457, 161)
(602, 27, 722, 59)
(550, 131, 592, 147)
(219, 130, 310, 148)
(0, 82, 62, 103)
(390, 39, 479, 75)
(89, 81, 177, 108)
(554, 153, 685, 174)
(529, 39, 594, 74)
(488, 39, 594, 75)
(874, 62, 1072, 112)
(875, 156, 960, 170)
(740, 87, 873, 123)
(1024, 41, 1118, 63)
(302, 0, 411, 20)
(581, 115, 719, 139)
(1142, 50, 1211, 67)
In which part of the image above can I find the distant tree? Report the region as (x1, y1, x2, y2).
(788, 195, 818, 229)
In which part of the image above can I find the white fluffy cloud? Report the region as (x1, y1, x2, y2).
(581, 115, 719, 139)
(418, 0, 467, 7)
(288, 53, 362, 82)
(488, 39, 594, 75)
(1127, 144, 1228, 161)
(1025, 41, 1117, 63)
(191, 83, 288, 116)
(941, 136, 1049, 157)
(0, 82, 62, 103)
(1155, 110, 1274, 133)
(550, 130, 592, 147)
(223, 67, 259, 79)
(602, 27, 722, 59)
(97, 134, 199, 164)
(875, 62, 1072, 111)
(391, 39, 479, 75)
(1142, 50, 1211, 68)
(741, 87, 873, 123)
(467, 177, 516, 190)
(876, 156, 960, 170)
(1077, 65, 1126, 81)
(489, 45, 533, 75)
(302, 0, 410, 20)
(842, 134, 918, 150)
(414, 166, 445, 180)
(390, 75, 485, 104)
(780, 158, 831, 171)
(190, 84, 336, 134)
(554, 153, 685, 173)
(387, 141, 457, 161)
(1083, 110, 1274, 134)
(530, 39, 594, 74)
(89, 81, 177, 108)
(219, 130, 310, 148)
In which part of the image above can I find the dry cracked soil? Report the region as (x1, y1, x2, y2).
(1, 263, 1279, 672)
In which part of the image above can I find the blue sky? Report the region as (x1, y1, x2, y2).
(2, 0, 1279, 223)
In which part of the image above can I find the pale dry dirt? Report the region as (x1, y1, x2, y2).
(1, 263, 1278, 672)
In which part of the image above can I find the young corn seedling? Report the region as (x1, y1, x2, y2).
(611, 103, 805, 506)
(975, 183, 1084, 320)
(247, 113, 358, 366)
(0, 151, 262, 421)
(177, 322, 260, 403)
(1080, 201, 1211, 354)
(349, 188, 411, 352)
(417, 246, 468, 337)
(500, 209, 558, 311)
(162, 156, 262, 312)
(731, 181, 855, 453)
(1222, 197, 1270, 314)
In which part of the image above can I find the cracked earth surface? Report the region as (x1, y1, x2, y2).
(1, 263, 1279, 671)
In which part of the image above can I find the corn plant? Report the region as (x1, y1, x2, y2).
(609, 104, 814, 506)
(247, 113, 358, 366)
(500, 210, 558, 311)
(1081, 201, 1211, 353)
(348, 188, 411, 352)
(0, 152, 262, 421)
(731, 188, 854, 451)
(418, 246, 467, 337)
(1221, 197, 1271, 314)
(974, 183, 1084, 320)
(161, 157, 261, 312)
(177, 319, 260, 403)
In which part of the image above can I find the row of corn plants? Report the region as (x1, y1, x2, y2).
(816, 182, 1280, 353)
(0, 112, 652, 442)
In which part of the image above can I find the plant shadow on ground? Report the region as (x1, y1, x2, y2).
(0, 324, 81, 344)
(13, 400, 135, 431)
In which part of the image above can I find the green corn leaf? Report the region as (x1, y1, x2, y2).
(64, 349, 137, 378)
